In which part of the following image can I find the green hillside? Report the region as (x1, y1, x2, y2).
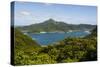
(17, 19, 96, 33)
(14, 28, 39, 47)
(14, 28, 41, 65)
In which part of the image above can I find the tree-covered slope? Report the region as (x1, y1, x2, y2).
(14, 29, 57, 65)
(14, 28, 39, 47)
(14, 27, 97, 65)
(14, 29, 41, 65)
(17, 19, 96, 33)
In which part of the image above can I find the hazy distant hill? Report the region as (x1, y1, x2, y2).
(17, 19, 96, 33)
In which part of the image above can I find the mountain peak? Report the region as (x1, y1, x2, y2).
(44, 18, 56, 23)
(48, 18, 55, 21)
(18, 19, 96, 33)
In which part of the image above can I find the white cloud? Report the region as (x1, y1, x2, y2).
(20, 11, 31, 16)
(15, 10, 33, 19)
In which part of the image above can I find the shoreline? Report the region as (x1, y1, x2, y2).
(25, 30, 90, 34)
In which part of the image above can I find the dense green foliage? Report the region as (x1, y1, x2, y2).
(15, 28, 39, 47)
(14, 27, 97, 65)
(14, 29, 41, 65)
(17, 19, 96, 33)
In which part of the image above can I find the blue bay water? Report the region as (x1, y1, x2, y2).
(27, 31, 90, 45)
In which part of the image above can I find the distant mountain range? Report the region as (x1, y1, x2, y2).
(16, 19, 96, 33)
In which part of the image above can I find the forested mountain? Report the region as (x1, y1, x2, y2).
(17, 19, 96, 33)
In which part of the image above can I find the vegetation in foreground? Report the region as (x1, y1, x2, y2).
(14, 27, 97, 65)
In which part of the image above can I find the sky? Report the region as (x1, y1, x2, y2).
(13, 1, 97, 26)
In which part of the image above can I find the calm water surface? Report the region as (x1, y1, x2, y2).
(27, 31, 90, 45)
